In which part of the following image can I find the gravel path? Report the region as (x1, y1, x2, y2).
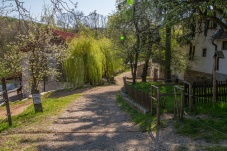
(37, 74, 159, 151)
(36, 74, 219, 151)
(0, 74, 225, 150)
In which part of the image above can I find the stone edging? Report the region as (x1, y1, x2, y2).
(119, 89, 149, 114)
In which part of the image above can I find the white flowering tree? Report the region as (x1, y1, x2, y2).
(18, 25, 67, 112)
(0, 45, 22, 78)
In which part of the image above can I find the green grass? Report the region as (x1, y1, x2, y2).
(116, 93, 157, 131)
(192, 102, 227, 117)
(175, 145, 227, 151)
(175, 103, 227, 142)
(129, 82, 177, 113)
(200, 146, 227, 151)
(0, 97, 31, 108)
(0, 90, 81, 133)
(128, 81, 227, 142)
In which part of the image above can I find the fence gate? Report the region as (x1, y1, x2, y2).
(174, 86, 185, 120)
(151, 85, 160, 126)
(183, 81, 192, 112)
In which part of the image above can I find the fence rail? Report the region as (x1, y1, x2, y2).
(123, 77, 170, 125)
(184, 80, 227, 104)
(0, 88, 19, 97)
(123, 78, 152, 112)
(123, 77, 227, 124)
(174, 86, 185, 120)
(125, 77, 164, 82)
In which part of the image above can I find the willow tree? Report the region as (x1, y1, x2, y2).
(64, 34, 116, 87)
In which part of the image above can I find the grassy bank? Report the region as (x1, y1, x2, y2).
(126, 81, 227, 142)
(175, 102, 227, 142)
(0, 90, 81, 133)
(116, 93, 156, 131)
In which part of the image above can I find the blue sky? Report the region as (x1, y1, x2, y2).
(1, 0, 116, 17)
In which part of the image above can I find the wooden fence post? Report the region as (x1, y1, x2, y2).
(192, 81, 196, 105)
(174, 87, 177, 118)
(180, 89, 185, 120)
(2, 77, 12, 126)
(157, 88, 160, 126)
(150, 86, 153, 115)
(188, 83, 192, 112)
(123, 77, 126, 92)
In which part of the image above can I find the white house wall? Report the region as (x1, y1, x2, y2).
(21, 52, 71, 97)
(177, 28, 227, 81)
(215, 40, 227, 76)
(188, 30, 217, 75)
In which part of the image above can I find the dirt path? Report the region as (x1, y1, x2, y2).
(36, 73, 161, 150)
(0, 99, 32, 119)
(35, 74, 202, 150)
(2, 73, 224, 150)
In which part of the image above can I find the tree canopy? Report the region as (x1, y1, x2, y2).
(64, 29, 122, 87)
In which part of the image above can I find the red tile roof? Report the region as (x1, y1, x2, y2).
(52, 29, 77, 41)
(6, 72, 22, 80)
(20, 29, 77, 52)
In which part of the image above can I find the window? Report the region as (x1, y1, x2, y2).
(189, 45, 195, 60)
(202, 48, 207, 57)
(223, 41, 227, 50)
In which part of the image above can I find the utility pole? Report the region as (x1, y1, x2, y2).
(213, 53, 217, 103)
(212, 40, 217, 103)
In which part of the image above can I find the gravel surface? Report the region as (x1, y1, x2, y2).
(36, 74, 218, 151)
(37, 74, 160, 150)
(0, 73, 226, 150)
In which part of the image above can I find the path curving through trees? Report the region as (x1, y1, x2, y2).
(36, 73, 200, 151)
(36, 73, 158, 150)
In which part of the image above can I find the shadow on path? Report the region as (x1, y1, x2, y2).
(36, 84, 157, 150)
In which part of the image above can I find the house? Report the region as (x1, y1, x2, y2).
(136, 60, 164, 80)
(136, 61, 151, 77)
(176, 27, 227, 82)
(21, 29, 76, 97)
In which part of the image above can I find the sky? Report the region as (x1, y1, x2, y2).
(1, 0, 117, 17)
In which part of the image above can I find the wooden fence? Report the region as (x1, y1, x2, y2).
(184, 80, 227, 105)
(123, 77, 227, 123)
(123, 77, 152, 112)
(174, 86, 185, 120)
(125, 77, 164, 82)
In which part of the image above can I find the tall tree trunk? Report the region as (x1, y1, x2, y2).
(165, 26, 172, 82)
(141, 58, 149, 82)
(132, 0, 140, 84)
(132, 52, 139, 84)
(30, 49, 43, 112)
(141, 46, 152, 82)
(130, 63, 134, 77)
